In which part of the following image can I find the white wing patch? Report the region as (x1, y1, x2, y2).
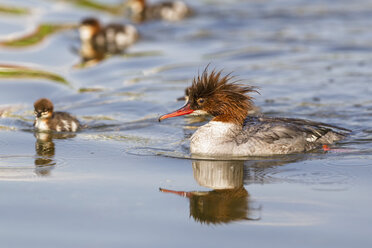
(71, 121, 78, 132)
(306, 135, 318, 142)
(62, 120, 70, 131)
(115, 26, 138, 46)
(161, 1, 188, 21)
(115, 32, 129, 46)
(56, 125, 61, 132)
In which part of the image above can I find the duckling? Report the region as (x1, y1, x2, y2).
(79, 17, 139, 54)
(34, 98, 80, 132)
(126, 0, 191, 22)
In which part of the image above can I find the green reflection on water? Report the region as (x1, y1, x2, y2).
(0, 24, 76, 47)
(0, 65, 70, 86)
(64, 0, 125, 15)
(0, 5, 29, 15)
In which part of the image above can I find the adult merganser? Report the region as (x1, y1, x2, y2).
(159, 68, 351, 157)
(34, 98, 80, 132)
(79, 17, 138, 55)
(126, 0, 191, 22)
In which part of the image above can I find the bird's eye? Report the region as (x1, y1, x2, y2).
(34, 111, 38, 115)
(197, 98, 205, 105)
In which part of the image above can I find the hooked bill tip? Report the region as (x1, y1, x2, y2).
(158, 115, 167, 122)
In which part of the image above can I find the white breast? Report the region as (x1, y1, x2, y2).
(190, 121, 239, 156)
(34, 119, 50, 131)
(79, 26, 94, 42)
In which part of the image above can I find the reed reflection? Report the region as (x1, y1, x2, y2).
(160, 160, 261, 225)
(34, 132, 75, 176)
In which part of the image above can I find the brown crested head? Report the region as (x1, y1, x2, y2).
(159, 67, 258, 125)
(187, 69, 258, 124)
(79, 18, 101, 40)
(34, 98, 54, 119)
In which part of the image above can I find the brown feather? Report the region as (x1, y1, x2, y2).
(188, 68, 258, 125)
(34, 98, 54, 113)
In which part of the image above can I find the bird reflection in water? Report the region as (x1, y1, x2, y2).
(77, 35, 128, 67)
(160, 160, 261, 225)
(78, 42, 106, 67)
(34, 132, 75, 176)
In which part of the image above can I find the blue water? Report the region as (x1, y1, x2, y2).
(0, 0, 371, 247)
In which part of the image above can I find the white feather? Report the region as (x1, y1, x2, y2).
(190, 121, 238, 156)
(34, 119, 50, 131)
(161, 1, 188, 21)
(116, 25, 138, 46)
(62, 120, 70, 131)
(71, 121, 78, 132)
(79, 26, 94, 41)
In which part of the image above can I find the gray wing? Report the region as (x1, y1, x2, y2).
(255, 117, 351, 132)
(240, 116, 350, 145)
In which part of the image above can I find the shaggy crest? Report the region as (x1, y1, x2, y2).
(188, 68, 258, 124)
(34, 98, 54, 113)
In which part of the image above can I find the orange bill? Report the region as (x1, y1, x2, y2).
(158, 103, 194, 121)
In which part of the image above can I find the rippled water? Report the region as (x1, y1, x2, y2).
(0, 0, 371, 247)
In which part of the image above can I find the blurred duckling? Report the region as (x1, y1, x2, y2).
(79, 17, 139, 55)
(126, 0, 192, 22)
(34, 98, 80, 132)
